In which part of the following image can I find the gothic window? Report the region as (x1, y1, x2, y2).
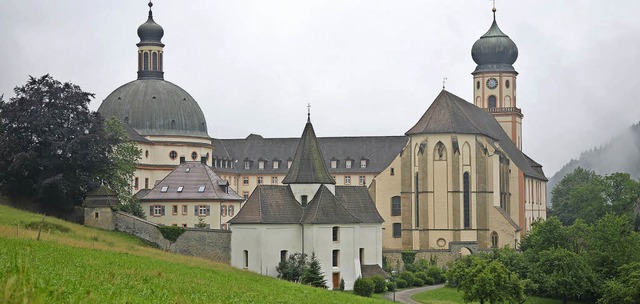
(488, 95, 497, 108)
(463, 172, 471, 229)
(491, 231, 499, 248)
(391, 196, 401, 216)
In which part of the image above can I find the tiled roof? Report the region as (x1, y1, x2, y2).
(229, 185, 303, 224)
(210, 135, 407, 175)
(122, 123, 153, 143)
(406, 90, 546, 181)
(139, 161, 243, 201)
(283, 120, 335, 184)
(301, 186, 360, 224)
(361, 264, 390, 279)
(83, 185, 120, 207)
(229, 185, 383, 225)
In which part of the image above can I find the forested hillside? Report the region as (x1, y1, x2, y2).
(548, 122, 640, 206)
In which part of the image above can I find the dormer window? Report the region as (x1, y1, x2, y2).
(198, 186, 206, 192)
(177, 186, 184, 193)
(244, 162, 250, 170)
(346, 160, 352, 169)
(360, 159, 367, 169)
(331, 160, 337, 169)
(273, 161, 279, 169)
(258, 161, 265, 170)
(161, 186, 168, 193)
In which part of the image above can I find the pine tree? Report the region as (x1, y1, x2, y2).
(301, 252, 327, 288)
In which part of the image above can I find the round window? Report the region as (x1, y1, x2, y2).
(191, 151, 198, 160)
(169, 151, 177, 160)
(506, 79, 511, 89)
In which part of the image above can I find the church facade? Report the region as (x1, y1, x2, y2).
(97, 3, 547, 260)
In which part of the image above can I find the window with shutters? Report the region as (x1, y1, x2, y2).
(151, 205, 164, 217)
(228, 205, 235, 216)
(195, 205, 210, 216)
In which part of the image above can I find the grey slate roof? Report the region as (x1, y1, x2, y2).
(282, 120, 335, 184)
(406, 90, 547, 181)
(140, 161, 243, 202)
(211, 135, 407, 175)
(229, 185, 383, 225)
(122, 122, 153, 144)
(471, 15, 518, 73)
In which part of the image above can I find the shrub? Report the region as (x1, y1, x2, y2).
(415, 272, 429, 282)
(396, 279, 408, 288)
(413, 278, 424, 287)
(158, 226, 185, 243)
(399, 271, 415, 286)
(370, 276, 386, 293)
(339, 278, 345, 291)
(426, 266, 445, 284)
(423, 276, 434, 285)
(386, 281, 397, 292)
(353, 277, 375, 297)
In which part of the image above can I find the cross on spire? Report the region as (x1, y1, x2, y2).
(307, 103, 311, 122)
(442, 77, 448, 90)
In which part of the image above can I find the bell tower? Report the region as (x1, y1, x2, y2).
(137, 1, 165, 80)
(471, 7, 523, 150)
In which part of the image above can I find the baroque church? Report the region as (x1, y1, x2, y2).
(97, 2, 547, 273)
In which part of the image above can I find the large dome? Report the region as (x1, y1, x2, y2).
(98, 79, 209, 138)
(471, 17, 518, 73)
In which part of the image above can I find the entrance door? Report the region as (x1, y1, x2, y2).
(332, 272, 340, 290)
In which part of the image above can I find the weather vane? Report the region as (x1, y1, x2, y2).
(442, 77, 448, 90)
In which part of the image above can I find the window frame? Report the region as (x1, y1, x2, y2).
(332, 226, 339, 242)
(392, 223, 402, 238)
(332, 249, 339, 267)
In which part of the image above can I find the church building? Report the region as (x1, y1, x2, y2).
(229, 116, 384, 290)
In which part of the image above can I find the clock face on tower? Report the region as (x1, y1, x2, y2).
(486, 78, 498, 90)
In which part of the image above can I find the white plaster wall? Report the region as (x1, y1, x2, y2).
(230, 224, 301, 276)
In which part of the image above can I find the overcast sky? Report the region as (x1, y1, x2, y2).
(1, 1, 639, 176)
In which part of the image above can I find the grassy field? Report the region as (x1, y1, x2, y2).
(0, 205, 385, 303)
(412, 287, 581, 304)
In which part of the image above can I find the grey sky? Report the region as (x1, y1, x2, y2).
(1, 1, 639, 176)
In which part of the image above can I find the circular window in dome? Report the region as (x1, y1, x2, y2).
(169, 151, 177, 160)
(191, 151, 198, 160)
(506, 79, 511, 89)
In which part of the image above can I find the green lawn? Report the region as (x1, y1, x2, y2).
(0, 205, 386, 303)
(412, 287, 582, 304)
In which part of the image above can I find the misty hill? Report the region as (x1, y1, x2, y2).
(548, 122, 640, 207)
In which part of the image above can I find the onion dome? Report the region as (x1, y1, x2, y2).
(137, 2, 164, 47)
(471, 9, 518, 73)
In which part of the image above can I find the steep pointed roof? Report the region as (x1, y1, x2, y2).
(406, 90, 546, 181)
(282, 119, 335, 184)
(301, 185, 361, 224)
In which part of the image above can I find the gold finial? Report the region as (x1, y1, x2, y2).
(491, 0, 497, 20)
(442, 77, 448, 90)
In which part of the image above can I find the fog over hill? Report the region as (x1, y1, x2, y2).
(547, 122, 640, 207)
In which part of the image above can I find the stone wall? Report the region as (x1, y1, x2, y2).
(84, 207, 231, 264)
(383, 241, 479, 270)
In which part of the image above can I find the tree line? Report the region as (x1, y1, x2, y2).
(0, 75, 141, 216)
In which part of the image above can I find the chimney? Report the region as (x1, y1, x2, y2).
(201, 156, 207, 164)
(179, 156, 185, 164)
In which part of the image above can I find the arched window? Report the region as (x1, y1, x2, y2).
(463, 172, 470, 229)
(476, 81, 480, 90)
(491, 231, 499, 248)
(332, 226, 339, 242)
(143, 52, 149, 71)
(488, 95, 497, 108)
(391, 196, 401, 216)
(152, 52, 158, 70)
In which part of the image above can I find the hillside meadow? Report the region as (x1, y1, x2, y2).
(412, 287, 582, 304)
(0, 205, 385, 303)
